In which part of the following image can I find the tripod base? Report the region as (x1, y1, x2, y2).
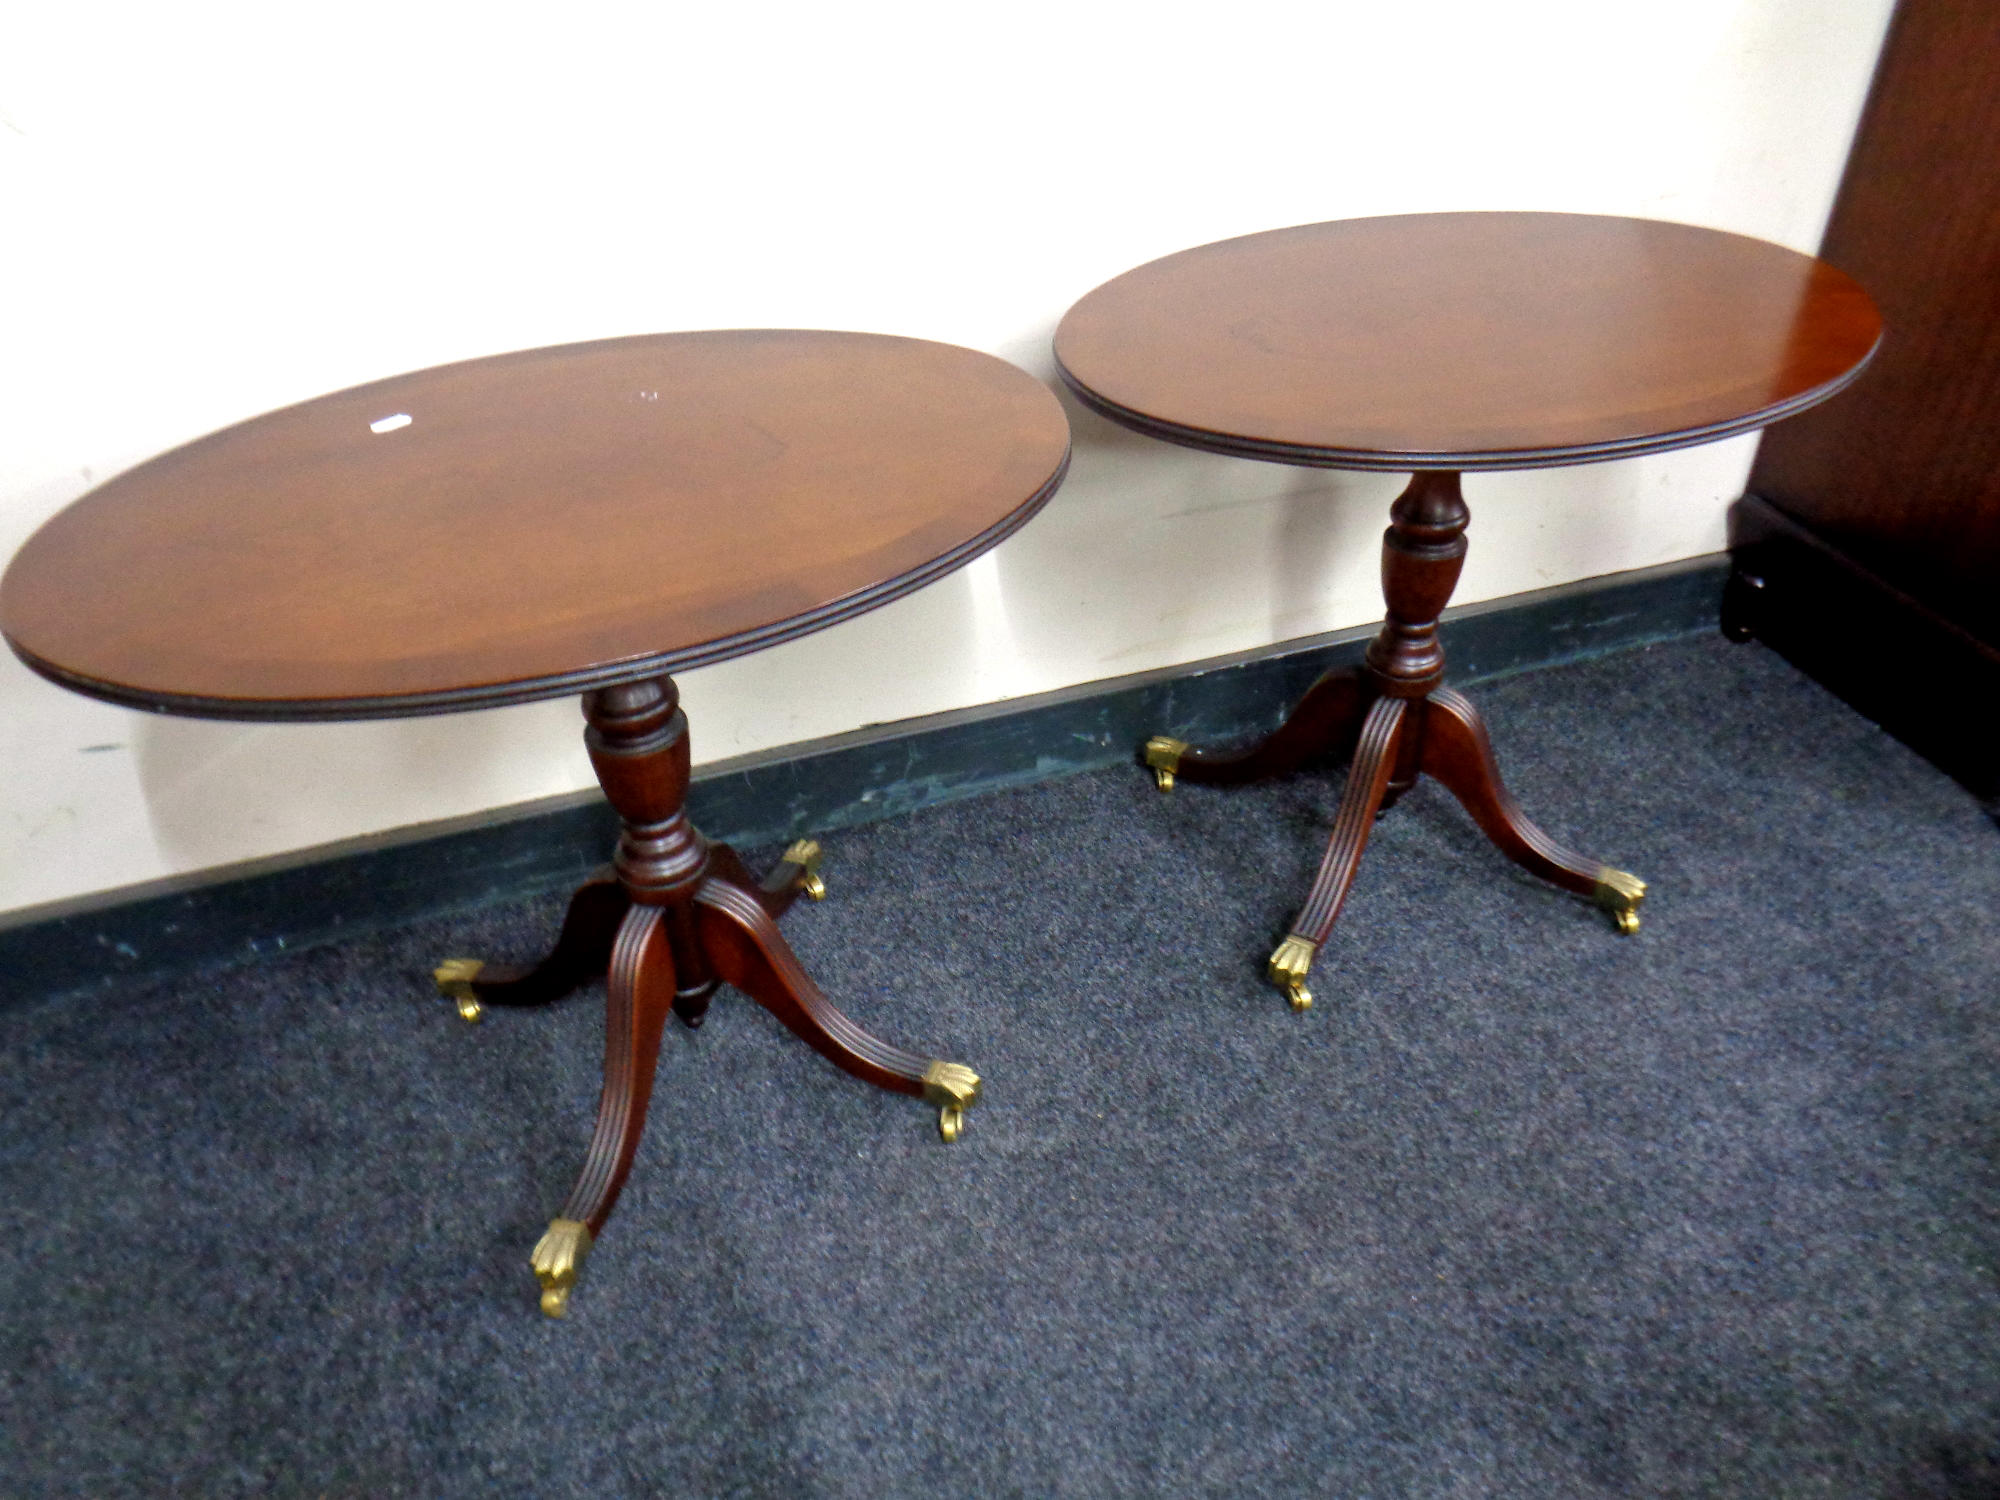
(431, 678, 979, 1317)
(1145, 471, 1645, 1009)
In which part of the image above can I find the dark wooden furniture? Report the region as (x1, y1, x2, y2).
(1729, 0, 2000, 804)
(1055, 213, 1880, 1009)
(0, 329, 1071, 1316)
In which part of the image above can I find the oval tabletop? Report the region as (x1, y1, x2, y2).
(1054, 213, 1881, 471)
(1, 331, 1071, 720)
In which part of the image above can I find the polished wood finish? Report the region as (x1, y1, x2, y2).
(563, 904, 676, 1237)
(1168, 669, 1366, 787)
(450, 847, 828, 1021)
(1735, 0, 2000, 798)
(456, 875, 628, 1010)
(475, 675, 947, 1248)
(0, 331, 1070, 718)
(1055, 213, 1880, 471)
(1170, 473, 1632, 952)
(1290, 696, 1406, 944)
(1362, 473, 1467, 694)
(1061, 215, 1880, 974)
(695, 881, 933, 1100)
(1420, 687, 1606, 901)
(1216, 666, 1619, 954)
(1746, 0, 2000, 643)
(3, 329, 1059, 1311)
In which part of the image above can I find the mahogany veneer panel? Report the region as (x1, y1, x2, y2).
(1055, 213, 1880, 471)
(0, 331, 1070, 718)
(1746, 0, 2000, 647)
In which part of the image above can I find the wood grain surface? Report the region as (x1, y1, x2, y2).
(0, 331, 1070, 718)
(1746, 0, 2000, 645)
(1054, 213, 1880, 471)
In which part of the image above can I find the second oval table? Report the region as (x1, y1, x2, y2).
(1, 329, 1072, 1315)
(1055, 213, 1880, 1009)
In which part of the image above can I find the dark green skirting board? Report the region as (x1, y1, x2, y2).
(0, 555, 1726, 1007)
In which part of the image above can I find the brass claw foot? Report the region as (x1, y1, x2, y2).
(434, 958, 486, 1023)
(1267, 935, 1317, 1012)
(780, 839, 827, 901)
(1593, 868, 1647, 935)
(1143, 736, 1188, 793)
(922, 1061, 981, 1143)
(530, 1217, 593, 1318)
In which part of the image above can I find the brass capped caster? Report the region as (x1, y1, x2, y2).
(433, 958, 486, 1023)
(922, 1061, 981, 1143)
(1267, 935, 1317, 1012)
(530, 1217, 593, 1319)
(781, 839, 827, 901)
(1143, 736, 1189, 793)
(1593, 868, 1647, 935)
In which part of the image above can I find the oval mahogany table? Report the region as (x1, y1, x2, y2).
(1055, 212, 1880, 1009)
(1, 329, 1071, 1316)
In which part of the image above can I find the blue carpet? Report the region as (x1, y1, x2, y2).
(2, 634, 1996, 1497)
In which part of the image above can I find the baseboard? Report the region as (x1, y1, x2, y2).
(0, 555, 1727, 1007)
(1726, 495, 2000, 805)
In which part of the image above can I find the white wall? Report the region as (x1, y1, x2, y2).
(0, 0, 1894, 917)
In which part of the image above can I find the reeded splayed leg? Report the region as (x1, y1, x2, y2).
(449, 672, 980, 1317)
(1264, 472, 1464, 1004)
(695, 882, 981, 1143)
(532, 903, 677, 1317)
(1267, 695, 1411, 1011)
(433, 875, 629, 1022)
(1419, 687, 1646, 932)
(529, 677, 716, 1315)
(1155, 470, 1647, 1003)
(1143, 668, 1369, 792)
(706, 838, 829, 918)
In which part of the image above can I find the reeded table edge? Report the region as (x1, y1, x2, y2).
(3, 449, 1070, 723)
(1055, 343, 1880, 474)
